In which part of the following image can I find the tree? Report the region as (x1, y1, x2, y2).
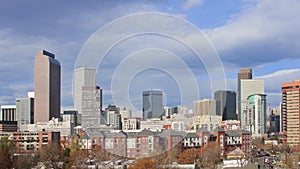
(38, 141, 65, 169)
(178, 148, 200, 164)
(0, 136, 15, 169)
(12, 153, 39, 169)
(129, 158, 157, 169)
(68, 149, 88, 169)
(200, 142, 221, 168)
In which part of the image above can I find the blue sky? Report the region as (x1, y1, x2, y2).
(0, 0, 299, 113)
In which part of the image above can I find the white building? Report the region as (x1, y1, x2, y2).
(16, 92, 34, 130)
(1, 105, 16, 121)
(73, 67, 96, 115)
(246, 94, 267, 135)
(120, 107, 132, 119)
(122, 117, 141, 131)
(171, 121, 185, 131)
(140, 118, 169, 131)
(20, 118, 73, 136)
(240, 79, 264, 128)
(193, 115, 222, 131)
(173, 105, 189, 115)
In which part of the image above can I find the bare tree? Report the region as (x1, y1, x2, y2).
(0, 137, 15, 169)
(38, 142, 65, 169)
(200, 142, 221, 168)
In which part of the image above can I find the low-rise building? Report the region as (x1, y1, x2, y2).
(122, 117, 141, 131)
(20, 118, 74, 136)
(0, 130, 60, 152)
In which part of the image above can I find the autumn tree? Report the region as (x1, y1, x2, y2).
(156, 146, 181, 165)
(178, 148, 200, 164)
(38, 141, 66, 169)
(129, 158, 158, 169)
(0, 136, 15, 169)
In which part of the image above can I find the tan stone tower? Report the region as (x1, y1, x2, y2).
(34, 50, 61, 123)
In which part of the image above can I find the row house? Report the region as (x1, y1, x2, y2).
(84, 128, 127, 157)
(213, 127, 226, 155)
(158, 129, 185, 151)
(127, 129, 160, 158)
(77, 127, 252, 159)
(195, 127, 211, 147)
(224, 130, 251, 154)
(182, 132, 201, 149)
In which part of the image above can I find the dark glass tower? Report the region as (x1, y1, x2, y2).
(214, 90, 237, 120)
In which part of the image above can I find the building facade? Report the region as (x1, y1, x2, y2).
(281, 80, 300, 146)
(142, 90, 163, 120)
(1, 105, 16, 121)
(214, 90, 237, 120)
(246, 94, 267, 135)
(34, 50, 61, 123)
(81, 86, 102, 129)
(73, 67, 96, 115)
(122, 117, 141, 131)
(193, 99, 216, 116)
(240, 79, 264, 128)
(237, 68, 252, 122)
(16, 93, 34, 130)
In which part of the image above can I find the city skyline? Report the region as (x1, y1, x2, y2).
(0, 1, 300, 111)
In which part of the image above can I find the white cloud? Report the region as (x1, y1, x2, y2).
(205, 0, 300, 66)
(256, 68, 300, 106)
(183, 0, 204, 10)
(256, 69, 300, 79)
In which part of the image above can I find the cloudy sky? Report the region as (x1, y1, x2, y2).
(0, 0, 299, 113)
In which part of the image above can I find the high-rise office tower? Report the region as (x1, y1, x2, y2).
(246, 94, 267, 135)
(16, 92, 34, 130)
(282, 80, 300, 146)
(73, 67, 96, 114)
(81, 86, 102, 129)
(240, 79, 264, 128)
(214, 90, 237, 120)
(142, 90, 163, 120)
(34, 50, 61, 123)
(193, 99, 216, 116)
(237, 68, 252, 121)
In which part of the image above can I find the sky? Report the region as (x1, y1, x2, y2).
(0, 0, 299, 113)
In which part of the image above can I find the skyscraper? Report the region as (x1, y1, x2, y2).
(246, 94, 267, 135)
(34, 50, 61, 123)
(16, 92, 34, 130)
(142, 90, 163, 120)
(214, 90, 237, 120)
(81, 86, 102, 129)
(281, 80, 300, 146)
(73, 67, 96, 114)
(237, 68, 252, 121)
(240, 79, 264, 128)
